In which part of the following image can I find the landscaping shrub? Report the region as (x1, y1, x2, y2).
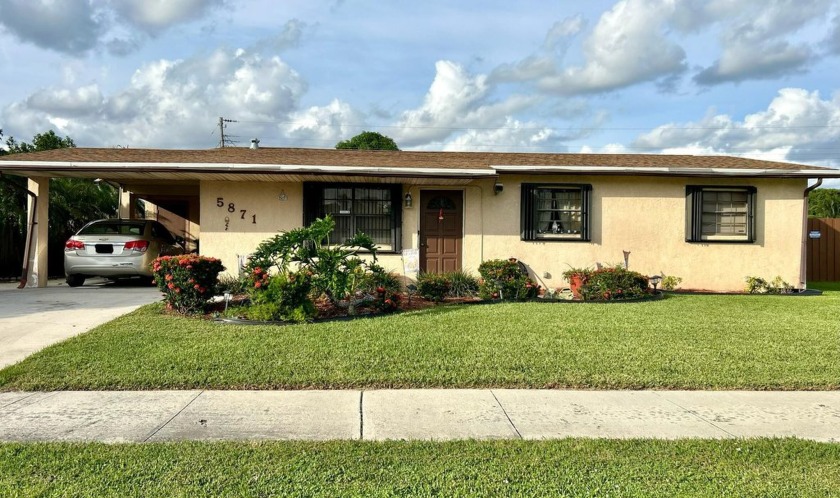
(248, 269, 315, 322)
(477, 258, 539, 301)
(661, 275, 683, 291)
(417, 272, 451, 302)
(152, 255, 225, 314)
(445, 270, 479, 298)
(244, 216, 400, 317)
(745, 276, 794, 294)
(579, 266, 650, 301)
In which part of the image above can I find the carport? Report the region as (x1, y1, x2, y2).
(0, 149, 201, 287)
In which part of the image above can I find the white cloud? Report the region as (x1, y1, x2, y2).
(689, 0, 830, 85)
(632, 88, 840, 166)
(284, 99, 368, 147)
(25, 85, 104, 116)
(2, 47, 308, 148)
(438, 117, 561, 152)
(108, 0, 225, 34)
(492, 0, 686, 95)
(0, 0, 103, 55)
(0, 0, 225, 56)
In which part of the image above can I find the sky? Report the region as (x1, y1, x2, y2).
(1, 0, 840, 184)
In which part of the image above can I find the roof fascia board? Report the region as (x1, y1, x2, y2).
(493, 165, 840, 178)
(0, 161, 497, 177)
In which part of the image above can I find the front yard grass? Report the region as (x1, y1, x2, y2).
(1, 288, 839, 391)
(2, 439, 839, 497)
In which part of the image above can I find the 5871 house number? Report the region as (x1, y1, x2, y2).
(217, 197, 256, 231)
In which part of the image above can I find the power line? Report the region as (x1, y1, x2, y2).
(217, 117, 238, 148)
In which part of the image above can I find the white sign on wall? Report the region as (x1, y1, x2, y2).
(402, 248, 420, 277)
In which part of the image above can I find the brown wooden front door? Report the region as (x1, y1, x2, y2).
(420, 190, 463, 273)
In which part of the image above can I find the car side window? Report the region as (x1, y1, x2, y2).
(151, 222, 177, 244)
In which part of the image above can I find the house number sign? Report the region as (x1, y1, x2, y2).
(216, 197, 257, 231)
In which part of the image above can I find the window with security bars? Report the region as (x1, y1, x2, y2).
(521, 184, 591, 241)
(304, 183, 401, 251)
(686, 186, 756, 242)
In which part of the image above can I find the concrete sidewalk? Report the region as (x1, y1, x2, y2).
(1, 389, 838, 443)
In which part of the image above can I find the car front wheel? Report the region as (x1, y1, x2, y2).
(66, 275, 86, 287)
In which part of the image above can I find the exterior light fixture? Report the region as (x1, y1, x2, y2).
(404, 192, 413, 208)
(494, 183, 504, 195)
(649, 275, 662, 291)
(278, 189, 287, 201)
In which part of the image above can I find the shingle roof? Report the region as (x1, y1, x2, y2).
(1, 147, 837, 177)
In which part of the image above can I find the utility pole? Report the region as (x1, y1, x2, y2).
(218, 117, 238, 148)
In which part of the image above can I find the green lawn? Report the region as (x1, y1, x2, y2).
(1, 288, 839, 391)
(1, 439, 838, 497)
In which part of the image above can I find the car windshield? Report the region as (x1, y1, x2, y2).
(79, 221, 145, 236)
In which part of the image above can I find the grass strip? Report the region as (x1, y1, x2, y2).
(1, 439, 839, 497)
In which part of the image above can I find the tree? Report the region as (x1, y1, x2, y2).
(0, 130, 117, 277)
(808, 188, 840, 218)
(335, 131, 399, 151)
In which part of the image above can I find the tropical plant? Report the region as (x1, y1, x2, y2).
(745, 276, 794, 294)
(579, 266, 650, 301)
(477, 258, 539, 301)
(152, 255, 225, 314)
(445, 270, 479, 298)
(417, 272, 451, 302)
(808, 188, 840, 218)
(661, 275, 683, 291)
(245, 216, 398, 315)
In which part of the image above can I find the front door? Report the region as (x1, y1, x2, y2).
(420, 190, 463, 273)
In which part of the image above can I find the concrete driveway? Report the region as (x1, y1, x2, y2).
(0, 279, 161, 369)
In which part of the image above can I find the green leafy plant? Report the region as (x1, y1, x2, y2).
(478, 258, 539, 301)
(561, 266, 594, 282)
(661, 275, 683, 291)
(579, 265, 650, 301)
(152, 255, 225, 314)
(248, 270, 316, 322)
(417, 272, 451, 302)
(245, 216, 398, 316)
(745, 276, 794, 294)
(445, 270, 479, 298)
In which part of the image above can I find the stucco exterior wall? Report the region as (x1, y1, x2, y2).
(199, 176, 807, 291)
(476, 175, 806, 292)
(200, 181, 303, 277)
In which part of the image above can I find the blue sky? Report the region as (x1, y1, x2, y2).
(1, 0, 839, 180)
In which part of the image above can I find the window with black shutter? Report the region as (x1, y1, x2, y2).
(303, 182, 402, 251)
(686, 186, 756, 243)
(521, 183, 592, 241)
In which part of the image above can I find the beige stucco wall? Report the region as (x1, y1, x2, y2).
(199, 176, 807, 291)
(478, 175, 807, 292)
(200, 181, 303, 277)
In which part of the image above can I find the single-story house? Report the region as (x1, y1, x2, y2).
(2, 146, 839, 291)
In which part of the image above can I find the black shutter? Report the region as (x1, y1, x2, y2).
(746, 187, 757, 243)
(581, 184, 592, 242)
(686, 186, 703, 242)
(302, 182, 322, 226)
(390, 184, 402, 251)
(520, 183, 536, 240)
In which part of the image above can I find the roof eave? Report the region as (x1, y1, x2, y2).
(493, 165, 840, 178)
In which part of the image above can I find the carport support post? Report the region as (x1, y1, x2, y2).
(26, 177, 49, 288)
(119, 187, 132, 219)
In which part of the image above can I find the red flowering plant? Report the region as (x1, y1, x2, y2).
(152, 254, 225, 314)
(578, 265, 650, 301)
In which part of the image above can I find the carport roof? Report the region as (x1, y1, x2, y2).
(1, 146, 839, 179)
